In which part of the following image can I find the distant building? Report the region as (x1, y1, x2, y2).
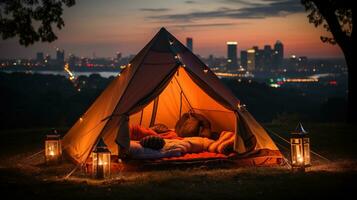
(44, 54, 51, 64)
(56, 48, 65, 67)
(240, 50, 247, 68)
(81, 57, 88, 67)
(68, 54, 77, 69)
(116, 52, 122, 61)
(273, 40, 284, 69)
(253, 46, 263, 71)
(263, 45, 272, 71)
(36, 52, 44, 63)
(298, 56, 308, 69)
(247, 49, 255, 71)
(208, 54, 214, 67)
(288, 55, 308, 71)
(36, 52, 45, 65)
(226, 41, 238, 71)
(186, 37, 193, 52)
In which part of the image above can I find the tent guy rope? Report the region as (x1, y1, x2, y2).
(265, 127, 331, 162)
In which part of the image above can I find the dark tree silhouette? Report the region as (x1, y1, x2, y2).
(0, 0, 75, 46)
(301, 0, 355, 122)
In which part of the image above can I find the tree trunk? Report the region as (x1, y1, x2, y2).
(345, 50, 356, 123)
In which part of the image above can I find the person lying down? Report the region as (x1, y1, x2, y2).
(128, 113, 236, 160)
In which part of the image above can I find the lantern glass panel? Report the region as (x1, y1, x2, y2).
(291, 138, 304, 166)
(45, 137, 62, 163)
(92, 152, 111, 179)
(303, 138, 310, 165)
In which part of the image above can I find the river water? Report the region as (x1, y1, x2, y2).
(1, 70, 119, 78)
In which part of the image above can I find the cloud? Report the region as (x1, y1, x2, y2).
(222, 0, 263, 6)
(140, 8, 171, 12)
(172, 23, 238, 28)
(150, 0, 304, 22)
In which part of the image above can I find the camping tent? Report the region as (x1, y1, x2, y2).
(63, 28, 280, 164)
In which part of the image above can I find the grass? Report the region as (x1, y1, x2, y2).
(0, 123, 356, 200)
(265, 123, 357, 160)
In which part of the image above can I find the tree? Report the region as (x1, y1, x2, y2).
(0, 0, 75, 46)
(301, 0, 355, 122)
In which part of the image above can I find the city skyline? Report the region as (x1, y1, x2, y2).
(0, 0, 344, 59)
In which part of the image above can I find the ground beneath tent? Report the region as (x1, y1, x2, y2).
(1, 123, 356, 200)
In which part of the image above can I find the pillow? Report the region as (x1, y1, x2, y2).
(150, 123, 169, 133)
(175, 113, 200, 137)
(140, 135, 165, 150)
(175, 113, 212, 138)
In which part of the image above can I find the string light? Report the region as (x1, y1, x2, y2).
(203, 69, 208, 73)
(237, 104, 247, 110)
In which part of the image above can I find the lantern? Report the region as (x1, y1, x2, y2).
(45, 130, 62, 164)
(290, 123, 311, 171)
(92, 138, 111, 179)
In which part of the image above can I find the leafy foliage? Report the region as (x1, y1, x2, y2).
(0, 0, 75, 46)
(301, 0, 352, 45)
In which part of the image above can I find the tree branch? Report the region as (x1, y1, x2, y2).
(312, 0, 352, 52)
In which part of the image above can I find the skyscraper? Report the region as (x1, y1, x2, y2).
(186, 37, 193, 52)
(36, 52, 44, 64)
(116, 52, 122, 61)
(273, 40, 284, 69)
(263, 45, 272, 71)
(68, 54, 77, 69)
(247, 49, 255, 71)
(227, 41, 238, 71)
(240, 50, 248, 68)
(252, 46, 263, 71)
(56, 48, 65, 66)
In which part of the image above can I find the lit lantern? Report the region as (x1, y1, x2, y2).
(92, 138, 111, 179)
(45, 130, 62, 164)
(290, 123, 311, 171)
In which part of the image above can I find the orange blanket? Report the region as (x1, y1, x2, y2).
(208, 131, 235, 154)
(130, 125, 182, 140)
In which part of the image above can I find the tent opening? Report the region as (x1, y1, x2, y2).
(129, 67, 236, 133)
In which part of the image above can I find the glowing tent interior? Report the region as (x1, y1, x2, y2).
(62, 27, 282, 167)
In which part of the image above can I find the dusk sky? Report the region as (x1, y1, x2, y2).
(0, 0, 344, 59)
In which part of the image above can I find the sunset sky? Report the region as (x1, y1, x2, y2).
(0, 0, 344, 59)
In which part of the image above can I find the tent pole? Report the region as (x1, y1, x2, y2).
(139, 109, 144, 125)
(179, 91, 183, 119)
(173, 75, 193, 111)
(149, 97, 159, 127)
